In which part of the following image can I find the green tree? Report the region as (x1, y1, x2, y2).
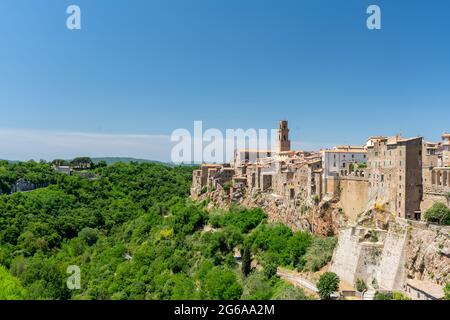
(171, 274, 197, 300)
(241, 243, 251, 277)
(317, 272, 339, 300)
(263, 255, 278, 279)
(242, 273, 273, 300)
(287, 231, 312, 267)
(0, 265, 28, 300)
(424, 202, 450, 225)
(203, 267, 242, 300)
(70, 157, 93, 170)
(78, 227, 100, 246)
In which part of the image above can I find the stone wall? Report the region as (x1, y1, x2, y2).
(330, 228, 361, 285)
(331, 220, 449, 291)
(377, 224, 408, 290)
(338, 178, 369, 222)
(331, 226, 389, 289)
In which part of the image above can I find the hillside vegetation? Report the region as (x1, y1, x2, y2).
(0, 161, 335, 299)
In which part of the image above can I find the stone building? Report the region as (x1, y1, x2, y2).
(192, 120, 447, 224)
(405, 279, 445, 300)
(366, 135, 423, 220)
(442, 133, 450, 167)
(421, 133, 450, 213)
(191, 120, 323, 205)
(321, 146, 368, 196)
(277, 120, 291, 152)
(191, 164, 223, 196)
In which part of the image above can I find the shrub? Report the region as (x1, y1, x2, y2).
(271, 282, 312, 300)
(0, 265, 28, 300)
(78, 227, 100, 246)
(424, 202, 450, 225)
(317, 272, 339, 300)
(444, 283, 450, 300)
(299, 205, 310, 215)
(241, 273, 273, 300)
(210, 207, 267, 233)
(374, 291, 393, 300)
(374, 291, 411, 300)
(392, 291, 411, 300)
(223, 181, 233, 192)
(355, 278, 367, 292)
(349, 163, 355, 173)
(357, 163, 367, 169)
(263, 260, 278, 279)
(300, 237, 337, 272)
(312, 195, 320, 205)
(159, 228, 174, 240)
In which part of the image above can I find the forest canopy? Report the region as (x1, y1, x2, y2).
(0, 161, 335, 300)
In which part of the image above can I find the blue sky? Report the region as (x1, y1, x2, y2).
(0, 0, 449, 161)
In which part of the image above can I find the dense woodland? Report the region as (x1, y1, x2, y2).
(0, 160, 336, 300)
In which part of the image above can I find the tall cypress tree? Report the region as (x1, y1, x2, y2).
(241, 243, 251, 277)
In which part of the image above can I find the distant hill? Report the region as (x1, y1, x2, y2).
(91, 157, 168, 165)
(0, 159, 19, 164)
(1, 157, 197, 167)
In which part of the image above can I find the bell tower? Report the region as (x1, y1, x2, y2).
(277, 120, 291, 152)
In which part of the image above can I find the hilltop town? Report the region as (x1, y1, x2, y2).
(191, 120, 450, 300)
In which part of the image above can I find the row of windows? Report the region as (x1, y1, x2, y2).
(333, 154, 366, 159)
(368, 160, 403, 167)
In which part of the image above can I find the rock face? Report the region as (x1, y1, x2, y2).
(331, 219, 450, 291)
(11, 179, 37, 193)
(194, 188, 347, 236)
(8, 179, 50, 194)
(194, 187, 450, 290)
(405, 224, 450, 286)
